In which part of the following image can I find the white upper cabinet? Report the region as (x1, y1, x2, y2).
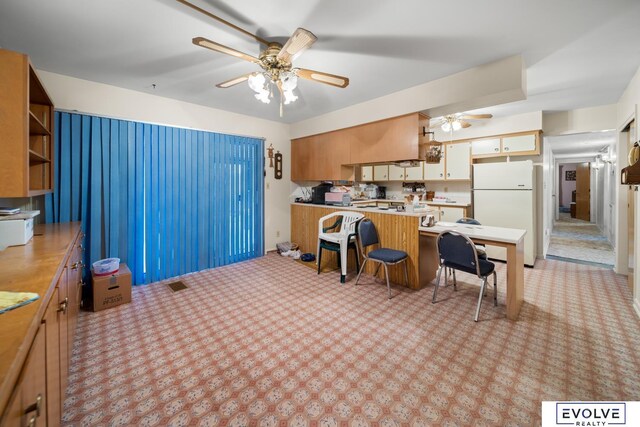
(471, 138, 501, 156)
(404, 162, 424, 180)
(360, 165, 373, 181)
(424, 152, 445, 180)
(373, 164, 389, 181)
(502, 134, 536, 154)
(445, 142, 471, 180)
(388, 164, 405, 181)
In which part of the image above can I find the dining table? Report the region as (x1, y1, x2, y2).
(418, 222, 526, 321)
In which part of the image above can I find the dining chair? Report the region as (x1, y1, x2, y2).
(432, 230, 498, 322)
(317, 211, 364, 283)
(355, 218, 409, 299)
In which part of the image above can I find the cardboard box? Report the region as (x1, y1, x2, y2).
(92, 263, 131, 312)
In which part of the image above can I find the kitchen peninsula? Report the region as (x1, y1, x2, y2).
(291, 202, 437, 289)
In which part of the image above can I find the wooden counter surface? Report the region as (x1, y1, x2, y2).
(0, 222, 81, 416)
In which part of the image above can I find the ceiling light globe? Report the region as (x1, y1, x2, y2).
(452, 120, 462, 131)
(281, 71, 298, 91)
(248, 73, 266, 93)
(283, 89, 298, 105)
(255, 89, 271, 104)
(441, 122, 451, 132)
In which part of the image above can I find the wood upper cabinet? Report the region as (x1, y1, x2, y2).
(291, 113, 427, 181)
(360, 166, 373, 181)
(388, 165, 405, 181)
(0, 49, 55, 197)
(291, 132, 354, 181)
(373, 165, 389, 181)
(348, 114, 421, 164)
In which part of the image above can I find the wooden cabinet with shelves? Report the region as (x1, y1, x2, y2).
(0, 49, 55, 197)
(470, 131, 540, 158)
(424, 142, 470, 181)
(0, 224, 83, 427)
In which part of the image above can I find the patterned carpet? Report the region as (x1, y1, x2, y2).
(547, 213, 615, 266)
(62, 253, 640, 426)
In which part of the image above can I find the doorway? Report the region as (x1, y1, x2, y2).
(546, 132, 617, 267)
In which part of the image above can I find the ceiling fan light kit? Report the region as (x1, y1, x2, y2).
(180, 0, 349, 117)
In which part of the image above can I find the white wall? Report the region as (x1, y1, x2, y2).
(543, 104, 617, 135)
(290, 55, 526, 138)
(616, 64, 640, 316)
(543, 140, 554, 255)
(38, 71, 292, 252)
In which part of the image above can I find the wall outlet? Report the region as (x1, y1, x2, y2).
(276, 230, 280, 238)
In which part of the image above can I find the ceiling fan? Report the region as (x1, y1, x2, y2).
(177, 0, 349, 117)
(430, 113, 493, 132)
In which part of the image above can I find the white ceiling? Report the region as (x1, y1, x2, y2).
(546, 131, 616, 159)
(1, 0, 640, 124)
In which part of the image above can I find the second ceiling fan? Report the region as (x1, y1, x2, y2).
(177, 0, 349, 116)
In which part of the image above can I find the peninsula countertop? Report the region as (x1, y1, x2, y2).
(418, 222, 526, 244)
(291, 202, 437, 217)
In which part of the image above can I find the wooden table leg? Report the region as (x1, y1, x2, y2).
(505, 240, 524, 320)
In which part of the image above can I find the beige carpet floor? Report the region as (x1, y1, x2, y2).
(62, 253, 640, 426)
(547, 213, 615, 265)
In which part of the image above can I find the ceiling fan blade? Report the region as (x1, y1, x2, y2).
(459, 114, 493, 120)
(277, 28, 317, 63)
(296, 68, 349, 88)
(176, 0, 270, 46)
(216, 73, 255, 88)
(460, 120, 472, 128)
(193, 37, 260, 64)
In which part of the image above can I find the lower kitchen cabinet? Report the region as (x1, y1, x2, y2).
(428, 205, 469, 223)
(1, 325, 46, 427)
(0, 224, 83, 427)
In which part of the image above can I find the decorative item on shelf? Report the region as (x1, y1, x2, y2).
(621, 141, 640, 185)
(267, 143, 274, 167)
(419, 128, 443, 164)
(274, 151, 283, 179)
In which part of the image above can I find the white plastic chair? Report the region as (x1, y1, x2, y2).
(317, 211, 365, 283)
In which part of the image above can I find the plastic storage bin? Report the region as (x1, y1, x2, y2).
(92, 258, 120, 276)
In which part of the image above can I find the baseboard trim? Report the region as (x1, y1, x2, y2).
(634, 299, 640, 320)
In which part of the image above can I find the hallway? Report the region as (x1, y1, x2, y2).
(547, 213, 615, 266)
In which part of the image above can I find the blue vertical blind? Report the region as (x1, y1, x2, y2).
(46, 112, 264, 284)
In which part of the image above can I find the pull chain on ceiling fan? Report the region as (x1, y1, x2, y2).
(177, 0, 350, 117)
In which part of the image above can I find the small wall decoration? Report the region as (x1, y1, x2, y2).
(266, 143, 274, 168)
(565, 170, 576, 181)
(274, 151, 283, 180)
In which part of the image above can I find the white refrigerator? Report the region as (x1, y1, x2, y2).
(473, 160, 536, 266)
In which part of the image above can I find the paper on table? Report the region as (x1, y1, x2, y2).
(435, 222, 458, 227)
(0, 291, 39, 314)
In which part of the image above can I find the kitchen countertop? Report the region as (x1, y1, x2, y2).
(425, 201, 471, 207)
(291, 202, 437, 217)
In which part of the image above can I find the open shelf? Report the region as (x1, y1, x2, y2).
(29, 111, 51, 136)
(29, 149, 51, 164)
